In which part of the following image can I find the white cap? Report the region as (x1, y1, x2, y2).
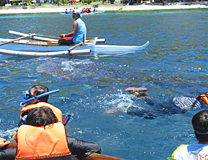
(73, 9, 82, 17)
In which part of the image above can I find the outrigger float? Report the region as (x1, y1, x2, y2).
(0, 30, 149, 56)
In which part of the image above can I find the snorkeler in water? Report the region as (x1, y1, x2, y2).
(106, 87, 208, 119)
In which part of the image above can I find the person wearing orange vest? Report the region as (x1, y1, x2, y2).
(0, 106, 101, 160)
(15, 107, 76, 160)
(106, 87, 208, 119)
(86, 8, 90, 13)
(82, 8, 86, 13)
(2, 85, 101, 160)
(0, 129, 101, 160)
(0, 85, 101, 160)
(18, 85, 62, 127)
(196, 93, 208, 105)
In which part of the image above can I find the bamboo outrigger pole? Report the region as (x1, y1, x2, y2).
(32, 34, 59, 39)
(68, 42, 84, 54)
(0, 34, 35, 46)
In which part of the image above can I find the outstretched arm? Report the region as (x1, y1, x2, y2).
(67, 136, 101, 159)
(60, 21, 78, 38)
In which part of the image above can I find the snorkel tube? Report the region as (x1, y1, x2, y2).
(20, 89, 60, 106)
(63, 114, 72, 126)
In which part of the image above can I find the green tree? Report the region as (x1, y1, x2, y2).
(81, 0, 92, 4)
(61, 0, 65, 4)
(53, 0, 60, 4)
(109, 0, 115, 3)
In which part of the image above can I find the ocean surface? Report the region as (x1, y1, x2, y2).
(0, 9, 207, 159)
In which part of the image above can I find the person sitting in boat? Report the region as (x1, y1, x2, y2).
(82, 8, 86, 13)
(106, 87, 208, 119)
(65, 9, 68, 14)
(14, 107, 76, 160)
(0, 108, 101, 160)
(15, 108, 101, 159)
(86, 8, 91, 13)
(18, 85, 63, 127)
(59, 9, 86, 45)
(171, 110, 208, 160)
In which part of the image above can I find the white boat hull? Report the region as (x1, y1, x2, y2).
(95, 42, 149, 53)
(0, 37, 149, 56)
(0, 48, 91, 56)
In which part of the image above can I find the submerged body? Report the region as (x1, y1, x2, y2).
(106, 88, 208, 119)
(126, 96, 203, 119)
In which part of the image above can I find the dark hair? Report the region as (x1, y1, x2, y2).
(25, 107, 57, 126)
(192, 110, 208, 142)
(31, 85, 49, 102)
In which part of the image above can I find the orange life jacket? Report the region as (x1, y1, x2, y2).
(15, 122, 71, 160)
(196, 93, 208, 106)
(20, 102, 63, 122)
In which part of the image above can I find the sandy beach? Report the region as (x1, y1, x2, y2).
(0, 2, 207, 14)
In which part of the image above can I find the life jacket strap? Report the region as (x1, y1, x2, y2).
(15, 152, 72, 160)
(196, 93, 208, 105)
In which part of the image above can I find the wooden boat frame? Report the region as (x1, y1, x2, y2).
(0, 31, 150, 56)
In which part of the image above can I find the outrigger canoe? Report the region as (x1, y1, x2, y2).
(60, 10, 106, 16)
(0, 30, 149, 56)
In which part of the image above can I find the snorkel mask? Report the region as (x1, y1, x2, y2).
(20, 89, 60, 106)
(24, 90, 36, 100)
(194, 125, 208, 135)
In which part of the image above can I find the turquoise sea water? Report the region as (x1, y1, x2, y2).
(0, 9, 208, 159)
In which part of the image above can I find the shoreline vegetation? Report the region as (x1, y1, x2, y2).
(0, 2, 207, 14)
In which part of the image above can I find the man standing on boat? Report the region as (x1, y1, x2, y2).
(59, 9, 86, 45)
